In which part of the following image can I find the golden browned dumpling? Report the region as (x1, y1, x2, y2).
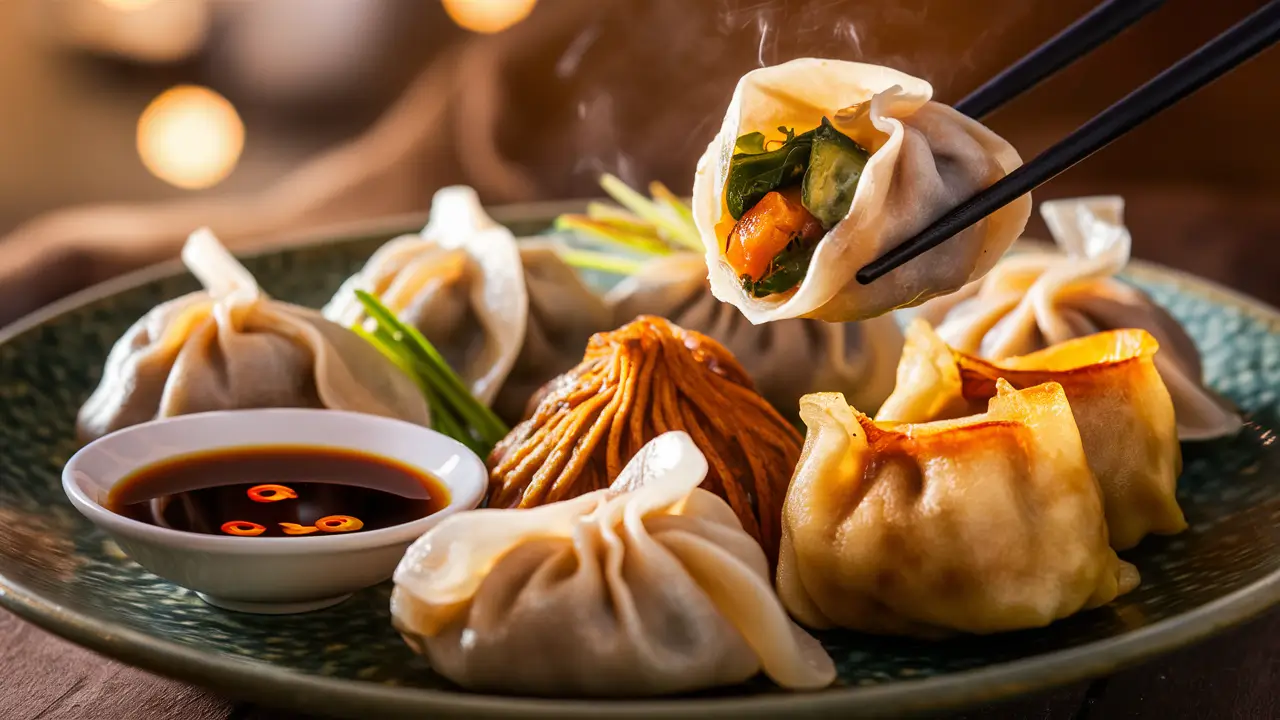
(777, 382, 1139, 637)
(915, 196, 1239, 441)
(877, 320, 1183, 550)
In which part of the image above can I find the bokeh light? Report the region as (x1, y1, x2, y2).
(96, 0, 163, 11)
(442, 0, 537, 34)
(136, 85, 244, 190)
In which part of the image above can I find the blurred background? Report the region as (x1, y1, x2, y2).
(0, 0, 1276, 325)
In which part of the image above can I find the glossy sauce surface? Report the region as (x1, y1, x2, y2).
(107, 445, 449, 537)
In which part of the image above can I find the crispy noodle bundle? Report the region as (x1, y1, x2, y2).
(487, 315, 802, 559)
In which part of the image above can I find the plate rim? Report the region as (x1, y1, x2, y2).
(1, 207, 1278, 719)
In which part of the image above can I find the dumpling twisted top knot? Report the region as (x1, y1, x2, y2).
(78, 229, 429, 440)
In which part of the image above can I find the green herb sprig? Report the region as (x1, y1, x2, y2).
(352, 290, 508, 457)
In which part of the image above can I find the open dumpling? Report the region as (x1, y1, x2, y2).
(78, 229, 430, 441)
(777, 384, 1139, 637)
(606, 251, 904, 415)
(692, 58, 1030, 323)
(392, 431, 836, 697)
(916, 196, 1241, 440)
(878, 320, 1183, 550)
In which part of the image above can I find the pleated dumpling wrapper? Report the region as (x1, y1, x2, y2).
(324, 186, 612, 420)
(77, 229, 430, 441)
(877, 320, 1183, 550)
(916, 196, 1241, 440)
(392, 431, 836, 697)
(691, 58, 1031, 324)
(497, 239, 613, 421)
(324, 186, 528, 408)
(606, 251, 904, 414)
(777, 385, 1139, 638)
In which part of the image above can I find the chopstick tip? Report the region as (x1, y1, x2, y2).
(855, 264, 882, 285)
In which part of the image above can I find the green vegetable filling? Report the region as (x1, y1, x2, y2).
(740, 238, 818, 298)
(724, 126, 815, 220)
(725, 117, 870, 297)
(802, 117, 870, 228)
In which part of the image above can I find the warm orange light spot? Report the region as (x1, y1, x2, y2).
(442, 0, 537, 34)
(137, 85, 244, 190)
(247, 484, 298, 503)
(221, 521, 265, 537)
(97, 0, 162, 10)
(279, 523, 320, 536)
(315, 515, 364, 533)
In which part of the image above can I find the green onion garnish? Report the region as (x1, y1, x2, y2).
(554, 176, 702, 275)
(353, 290, 509, 457)
(599, 174, 702, 252)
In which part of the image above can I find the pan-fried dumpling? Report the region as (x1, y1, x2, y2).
(877, 320, 1183, 550)
(78, 229, 430, 441)
(777, 384, 1139, 637)
(691, 58, 1031, 323)
(606, 252, 904, 414)
(392, 431, 835, 697)
(324, 186, 527, 407)
(916, 196, 1241, 441)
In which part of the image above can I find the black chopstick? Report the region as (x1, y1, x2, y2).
(856, 0, 1280, 286)
(955, 0, 1166, 119)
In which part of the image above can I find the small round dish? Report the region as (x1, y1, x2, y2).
(62, 408, 486, 615)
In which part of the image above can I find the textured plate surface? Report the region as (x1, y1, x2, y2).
(0, 205, 1278, 719)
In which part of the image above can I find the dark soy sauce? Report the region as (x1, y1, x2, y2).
(108, 445, 450, 537)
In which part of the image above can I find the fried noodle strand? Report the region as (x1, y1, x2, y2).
(486, 316, 802, 562)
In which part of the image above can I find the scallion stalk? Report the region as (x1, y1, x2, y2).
(556, 248, 647, 276)
(553, 215, 672, 256)
(352, 291, 509, 456)
(600, 174, 702, 252)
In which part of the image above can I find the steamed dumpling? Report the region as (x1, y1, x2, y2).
(78, 229, 430, 441)
(877, 320, 1184, 550)
(324, 187, 612, 421)
(323, 186, 528, 406)
(777, 384, 1139, 637)
(692, 58, 1031, 323)
(392, 431, 835, 697)
(493, 240, 613, 421)
(606, 251, 904, 414)
(916, 196, 1241, 441)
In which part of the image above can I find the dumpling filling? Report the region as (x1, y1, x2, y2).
(721, 117, 870, 298)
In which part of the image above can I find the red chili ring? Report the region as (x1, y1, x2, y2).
(247, 484, 298, 503)
(279, 522, 320, 536)
(221, 521, 266, 537)
(314, 515, 364, 533)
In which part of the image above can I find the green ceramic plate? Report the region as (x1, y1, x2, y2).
(1, 204, 1278, 719)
